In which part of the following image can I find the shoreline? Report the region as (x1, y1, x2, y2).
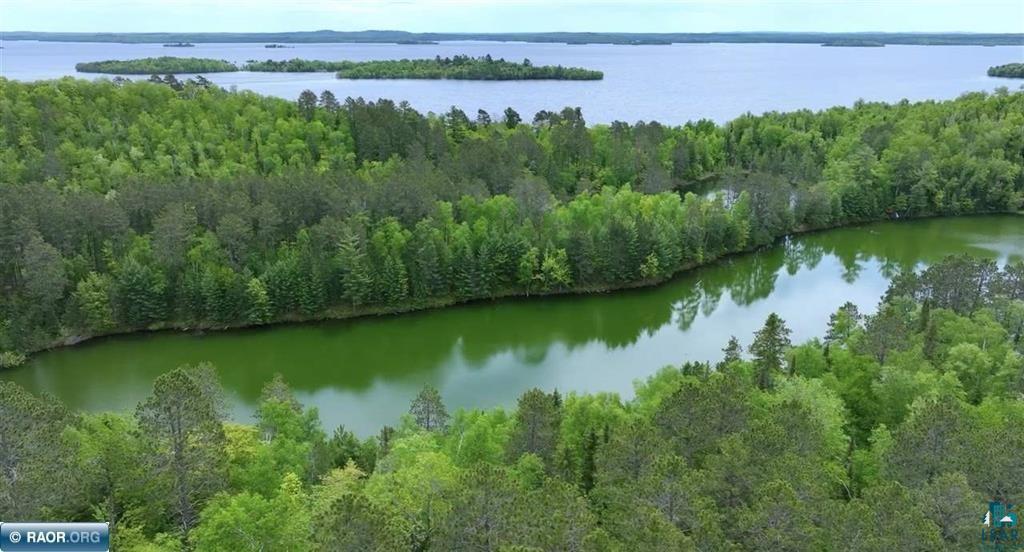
(18, 211, 1022, 360)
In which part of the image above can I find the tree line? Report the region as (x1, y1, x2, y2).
(247, 55, 604, 80)
(0, 78, 1022, 360)
(330, 55, 604, 80)
(2, 256, 1022, 550)
(73, 55, 604, 80)
(75, 57, 239, 74)
(988, 62, 1024, 78)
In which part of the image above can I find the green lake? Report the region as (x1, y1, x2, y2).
(4, 215, 1023, 434)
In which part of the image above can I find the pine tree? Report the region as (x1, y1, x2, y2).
(297, 89, 318, 120)
(507, 388, 562, 464)
(245, 278, 273, 324)
(337, 233, 373, 307)
(749, 313, 792, 390)
(825, 301, 862, 344)
(135, 365, 227, 533)
(409, 385, 449, 432)
(721, 335, 743, 366)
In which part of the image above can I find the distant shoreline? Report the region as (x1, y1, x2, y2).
(73, 55, 605, 80)
(3, 30, 1023, 46)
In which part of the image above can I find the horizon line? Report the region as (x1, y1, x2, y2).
(4, 29, 1024, 35)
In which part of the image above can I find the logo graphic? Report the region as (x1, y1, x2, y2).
(0, 522, 108, 551)
(982, 501, 1020, 548)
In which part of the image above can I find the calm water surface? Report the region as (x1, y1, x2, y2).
(4, 216, 1023, 434)
(1, 41, 1022, 123)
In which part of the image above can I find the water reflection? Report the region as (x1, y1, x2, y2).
(5, 215, 1023, 434)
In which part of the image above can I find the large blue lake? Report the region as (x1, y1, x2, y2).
(1, 40, 1021, 123)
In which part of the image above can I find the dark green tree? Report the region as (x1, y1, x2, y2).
(135, 365, 228, 533)
(749, 313, 792, 389)
(409, 385, 450, 432)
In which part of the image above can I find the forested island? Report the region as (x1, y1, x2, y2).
(72, 55, 603, 79)
(988, 62, 1024, 78)
(6, 29, 1024, 45)
(0, 78, 1021, 364)
(162, 42, 195, 47)
(331, 55, 603, 80)
(244, 56, 602, 79)
(3, 255, 1023, 550)
(75, 56, 237, 74)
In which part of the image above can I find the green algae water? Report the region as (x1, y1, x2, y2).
(4, 215, 1023, 434)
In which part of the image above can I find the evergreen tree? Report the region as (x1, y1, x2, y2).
(721, 336, 743, 365)
(507, 388, 562, 464)
(409, 385, 449, 432)
(825, 301, 862, 344)
(297, 89, 318, 120)
(749, 313, 792, 390)
(135, 365, 227, 533)
(245, 277, 273, 324)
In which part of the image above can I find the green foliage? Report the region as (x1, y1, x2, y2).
(749, 312, 792, 389)
(2, 81, 1023, 356)
(75, 57, 238, 74)
(241, 55, 604, 80)
(507, 388, 563, 466)
(190, 474, 311, 551)
(988, 62, 1024, 78)
(0, 350, 27, 368)
(135, 364, 228, 533)
(409, 385, 450, 432)
(1, 73, 1024, 547)
(4, 257, 1024, 549)
(0, 380, 75, 520)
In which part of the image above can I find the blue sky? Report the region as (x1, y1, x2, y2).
(3, 0, 1023, 33)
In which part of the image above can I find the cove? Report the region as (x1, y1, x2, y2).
(4, 215, 1023, 435)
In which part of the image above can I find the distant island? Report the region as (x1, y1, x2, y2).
(75, 57, 237, 74)
(162, 42, 195, 47)
(563, 39, 670, 46)
(74, 55, 604, 80)
(7, 30, 1024, 46)
(821, 39, 884, 47)
(244, 55, 603, 79)
(241, 58, 344, 71)
(395, 40, 439, 45)
(622, 39, 673, 46)
(264, 44, 290, 48)
(331, 55, 603, 80)
(988, 63, 1024, 78)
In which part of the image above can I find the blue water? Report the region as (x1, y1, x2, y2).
(1, 40, 1021, 123)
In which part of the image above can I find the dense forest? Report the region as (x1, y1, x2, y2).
(7, 29, 1024, 45)
(3, 256, 1023, 550)
(251, 55, 604, 80)
(988, 63, 1024, 78)
(0, 78, 1022, 364)
(76, 57, 238, 74)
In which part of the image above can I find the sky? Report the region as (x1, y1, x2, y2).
(1, 0, 1023, 34)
